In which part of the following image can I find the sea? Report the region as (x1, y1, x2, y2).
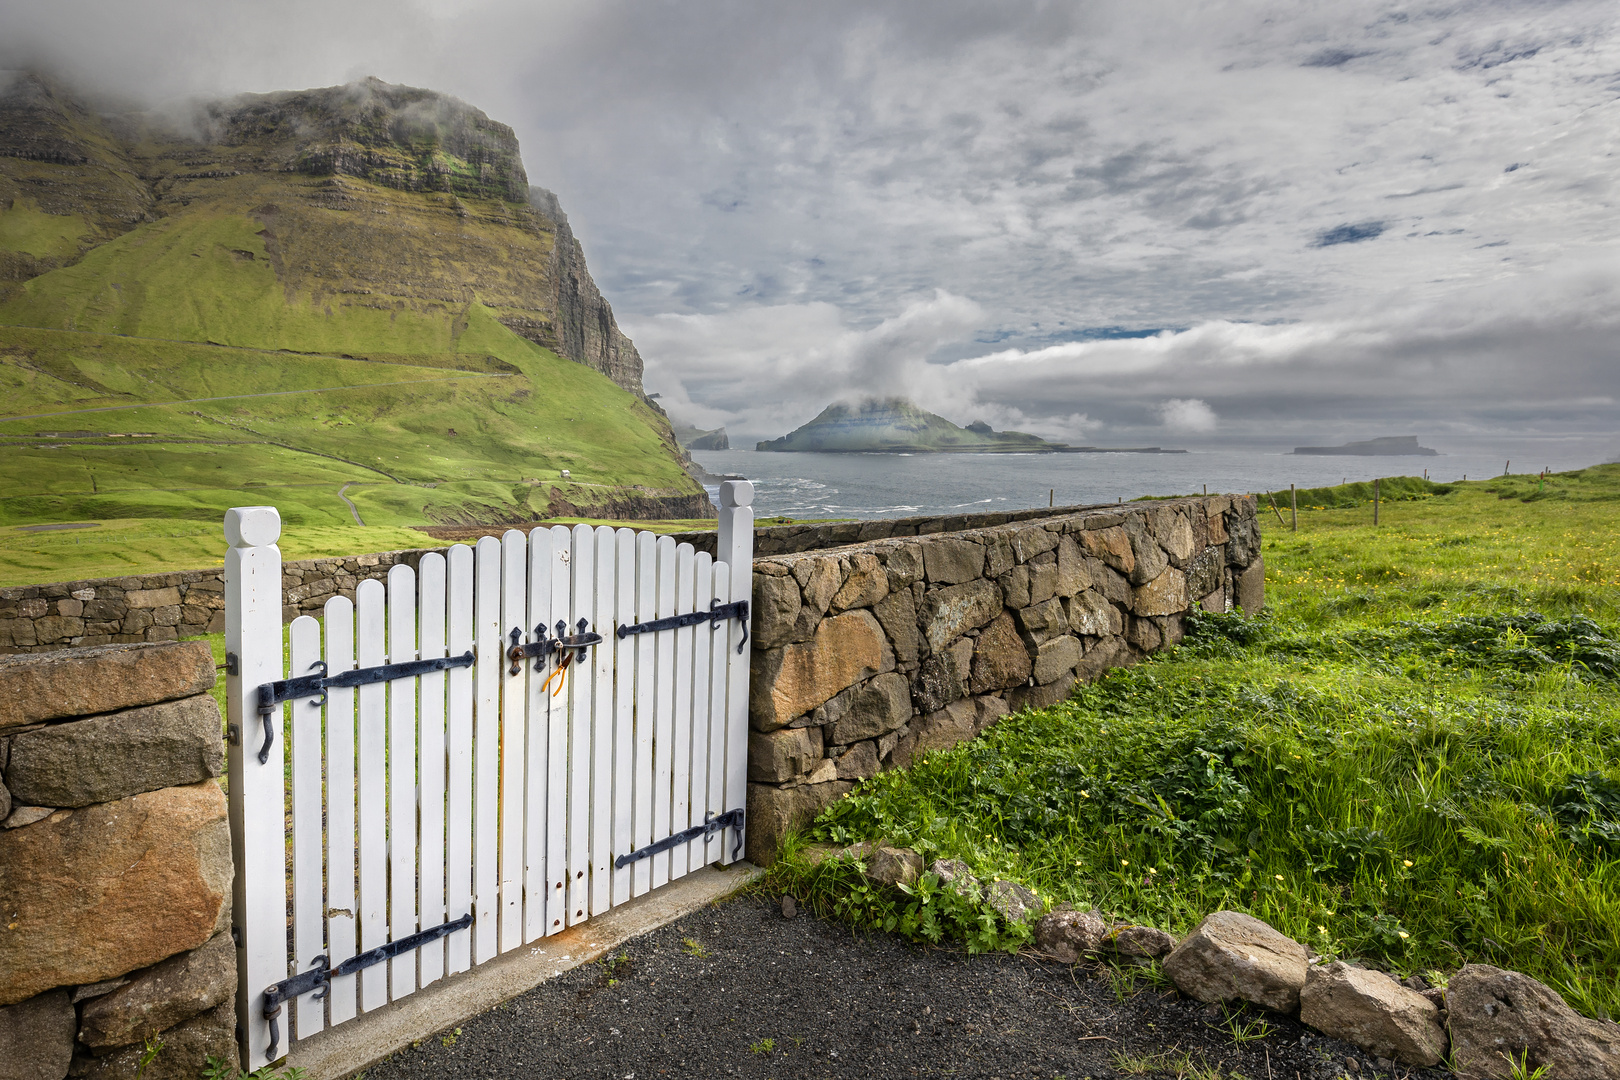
(693, 440, 1614, 521)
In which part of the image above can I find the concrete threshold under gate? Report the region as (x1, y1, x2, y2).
(288, 861, 762, 1080)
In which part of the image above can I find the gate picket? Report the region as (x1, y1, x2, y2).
(288, 615, 324, 1040)
(543, 525, 571, 936)
(354, 579, 388, 1012)
(610, 528, 636, 905)
(322, 595, 359, 1025)
(471, 537, 501, 963)
(630, 531, 657, 899)
(444, 546, 475, 975)
(417, 554, 448, 987)
(228, 483, 753, 1069)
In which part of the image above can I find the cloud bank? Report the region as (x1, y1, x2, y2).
(3, 0, 1618, 452)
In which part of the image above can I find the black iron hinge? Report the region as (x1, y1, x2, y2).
(616, 599, 749, 653)
(614, 807, 745, 869)
(261, 912, 472, 1061)
(253, 651, 474, 764)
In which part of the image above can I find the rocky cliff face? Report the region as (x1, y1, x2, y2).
(0, 74, 645, 396)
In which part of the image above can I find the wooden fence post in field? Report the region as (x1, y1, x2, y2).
(1290, 484, 1297, 532)
(1373, 477, 1380, 525)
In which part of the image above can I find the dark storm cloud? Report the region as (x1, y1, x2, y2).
(2, 0, 1618, 452)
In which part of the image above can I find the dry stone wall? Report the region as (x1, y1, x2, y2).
(742, 495, 1263, 865)
(0, 548, 437, 654)
(0, 642, 237, 1080)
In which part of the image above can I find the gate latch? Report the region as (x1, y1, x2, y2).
(507, 618, 602, 676)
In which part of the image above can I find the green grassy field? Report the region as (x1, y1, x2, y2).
(768, 465, 1620, 1020)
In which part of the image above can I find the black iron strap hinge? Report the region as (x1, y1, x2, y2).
(261, 912, 473, 1061)
(614, 807, 745, 870)
(253, 651, 474, 764)
(616, 599, 750, 653)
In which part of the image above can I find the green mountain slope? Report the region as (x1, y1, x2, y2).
(757, 397, 1061, 453)
(0, 74, 707, 544)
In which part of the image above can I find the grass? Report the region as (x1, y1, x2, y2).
(767, 465, 1620, 1021)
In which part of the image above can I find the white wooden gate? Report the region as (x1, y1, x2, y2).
(224, 482, 754, 1069)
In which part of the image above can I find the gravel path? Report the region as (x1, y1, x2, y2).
(363, 893, 1449, 1080)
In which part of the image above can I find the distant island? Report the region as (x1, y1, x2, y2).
(755, 398, 1186, 454)
(1292, 436, 1439, 457)
(672, 424, 730, 450)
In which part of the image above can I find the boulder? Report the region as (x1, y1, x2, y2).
(830, 553, 889, 612)
(1447, 964, 1620, 1080)
(828, 672, 913, 744)
(5, 695, 224, 808)
(745, 779, 853, 866)
(923, 538, 985, 585)
(987, 880, 1044, 924)
(1161, 910, 1308, 1013)
(1109, 924, 1177, 959)
(750, 611, 892, 730)
(1235, 559, 1265, 614)
(752, 573, 803, 650)
(0, 642, 215, 730)
(72, 1000, 237, 1080)
(79, 932, 236, 1052)
(1034, 907, 1108, 962)
(970, 613, 1032, 693)
(919, 580, 1001, 653)
(1298, 961, 1447, 1067)
(1132, 567, 1189, 618)
(747, 726, 823, 782)
(860, 845, 923, 889)
(0, 782, 232, 1006)
(929, 858, 984, 902)
(0, 990, 74, 1080)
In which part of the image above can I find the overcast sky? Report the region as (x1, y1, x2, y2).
(4, 0, 1619, 454)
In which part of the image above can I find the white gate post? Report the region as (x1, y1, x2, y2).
(224, 507, 287, 1070)
(716, 480, 754, 861)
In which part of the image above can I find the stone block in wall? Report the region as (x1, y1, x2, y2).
(1066, 589, 1121, 637)
(748, 727, 823, 782)
(792, 556, 842, 619)
(1200, 586, 1226, 613)
(1077, 635, 1140, 682)
(124, 587, 180, 608)
(918, 579, 1000, 653)
(72, 1000, 237, 1080)
(749, 611, 892, 731)
(879, 543, 923, 588)
(1008, 673, 1075, 713)
(752, 572, 802, 650)
(970, 613, 1031, 693)
(745, 779, 853, 867)
(889, 695, 1006, 771)
(1132, 566, 1188, 617)
(1027, 556, 1059, 606)
(1207, 506, 1229, 544)
(1012, 597, 1066, 647)
(1226, 515, 1258, 566)
(983, 533, 1014, 578)
(1032, 636, 1081, 685)
(833, 740, 880, 780)
(1235, 558, 1265, 613)
(5, 695, 224, 808)
(828, 672, 911, 744)
(1124, 518, 1169, 585)
(0, 989, 74, 1080)
(922, 538, 984, 585)
(1151, 507, 1196, 566)
(0, 781, 232, 1006)
(830, 553, 888, 612)
(1186, 546, 1223, 600)
(78, 931, 235, 1053)
(1011, 525, 1057, 563)
(997, 565, 1030, 609)
(1078, 525, 1133, 576)
(1090, 558, 1130, 603)
(1128, 615, 1161, 653)
(871, 589, 919, 666)
(1055, 536, 1089, 598)
(0, 642, 214, 731)
(912, 638, 973, 714)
